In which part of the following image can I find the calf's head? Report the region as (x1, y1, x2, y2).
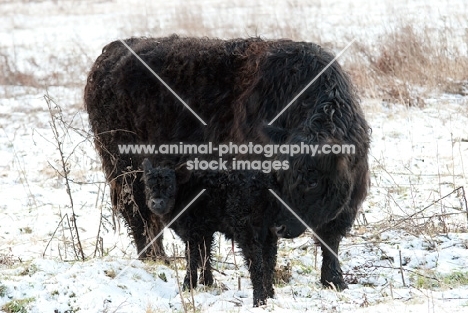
(141, 158, 190, 216)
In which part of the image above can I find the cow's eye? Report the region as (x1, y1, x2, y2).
(309, 180, 318, 189)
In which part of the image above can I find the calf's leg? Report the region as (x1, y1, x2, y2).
(183, 234, 214, 290)
(183, 239, 201, 290)
(198, 234, 214, 286)
(238, 236, 267, 306)
(262, 231, 278, 298)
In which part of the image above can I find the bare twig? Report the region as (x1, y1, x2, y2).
(187, 242, 196, 313)
(43, 213, 68, 258)
(45, 93, 85, 261)
(93, 204, 104, 258)
(460, 186, 468, 226)
(173, 244, 188, 313)
(369, 263, 440, 283)
(399, 250, 406, 287)
(378, 186, 467, 234)
(3, 130, 38, 210)
(93, 182, 105, 258)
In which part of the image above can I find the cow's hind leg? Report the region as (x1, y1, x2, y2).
(112, 180, 166, 260)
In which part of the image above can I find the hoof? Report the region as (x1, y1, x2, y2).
(253, 298, 267, 307)
(182, 278, 196, 291)
(321, 278, 348, 291)
(321, 263, 348, 291)
(199, 273, 214, 286)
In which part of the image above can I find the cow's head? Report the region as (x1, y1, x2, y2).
(263, 125, 354, 238)
(141, 158, 191, 216)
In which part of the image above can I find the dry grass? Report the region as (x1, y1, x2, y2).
(0, 52, 39, 87)
(347, 23, 468, 105)
(0, 254, 16, 266)
(1, 2, 465, 106)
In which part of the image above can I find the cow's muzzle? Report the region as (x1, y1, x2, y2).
(270, 225, 287, 238)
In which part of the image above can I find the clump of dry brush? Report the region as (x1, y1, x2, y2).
(347, 23, 468, 105)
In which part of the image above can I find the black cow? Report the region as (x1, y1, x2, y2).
(84, 35, 370, 296)
(141, 158, 279, 306)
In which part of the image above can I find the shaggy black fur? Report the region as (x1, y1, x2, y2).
(141, 159, 279, 307)
(84, 35, 370, 293)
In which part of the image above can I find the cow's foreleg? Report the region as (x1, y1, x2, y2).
(315, 211, 353, 291)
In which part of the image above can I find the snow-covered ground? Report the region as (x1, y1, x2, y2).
(1, 0, 468, 312)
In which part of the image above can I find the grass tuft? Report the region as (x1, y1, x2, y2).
(1, 298, 35, 313)
(348, 23, 468, 104)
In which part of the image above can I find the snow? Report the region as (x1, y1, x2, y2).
(1, 0, 468, 312)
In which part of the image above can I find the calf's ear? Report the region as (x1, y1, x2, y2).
(175, 163, 191, 184)
(261, 124, 290, 144)
(142, 158, 153, 172)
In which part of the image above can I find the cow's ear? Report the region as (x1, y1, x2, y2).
(142, 158, 153, 172)
(175, 163, 191, 184)
(262, 124, 290, 144)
